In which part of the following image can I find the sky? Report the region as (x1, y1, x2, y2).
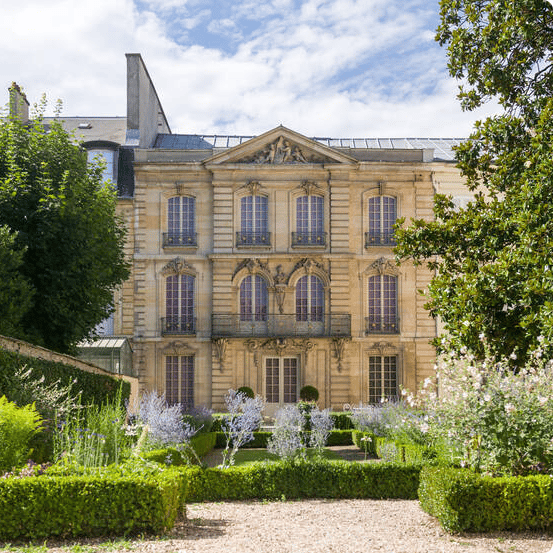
(1, 0, 504, 138)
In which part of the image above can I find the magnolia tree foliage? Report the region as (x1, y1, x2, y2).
(395, 0, 553, 363)
(0, 98, 129, 353)
(436, 0, 553, 117)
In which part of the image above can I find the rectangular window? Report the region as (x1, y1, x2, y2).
(166, 355, 194, 408)
(368, 355, 397, 404)
(265, 357, 298, 404)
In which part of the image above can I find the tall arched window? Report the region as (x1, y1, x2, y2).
(296, 275, 324, 322)
(240, 275, 268, 321)
(366, 196, 397, 246)
(294, 195, 325, 246)
(238, 195, 269, 246)
(165, 196, 197, 246)
(164, 274, 195, 334)
(367, 274, 398, 333)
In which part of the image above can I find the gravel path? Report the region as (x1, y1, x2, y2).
(8, 448, 553, 552)
(140, 499, 552, 553)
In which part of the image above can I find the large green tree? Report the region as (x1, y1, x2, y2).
(395, 0, 553, 363)
(0, 226, 33, 338)
(0, 99, 129, 353)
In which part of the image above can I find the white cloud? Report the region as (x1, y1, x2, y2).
(0, 0, 502, 137)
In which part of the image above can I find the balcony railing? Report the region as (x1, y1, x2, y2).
(212, 313, 351, 338)
(161, 316, 196, 335)
(163, 232, 198, 247)
(365, 316, 400, 334)
(365, 231, 396, 247)
(236, 231, 271, 247)
(291, 231, 327, 247)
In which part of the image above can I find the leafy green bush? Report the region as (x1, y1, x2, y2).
(0, 396, 41, 473)
(184, 459, 421, 502)
(237, 386, 254, 398)
(352, 430, 377, 456)
(326, 429, 353, 446)
(331, 412, 354, 430)
(299, 385, 319, 402)
(0, 349, 130, 407)
(419, 466, 553, 533)
(142, 434, 216, 466)
(0, 467, 184, 540)
(215, 431, 271, 449)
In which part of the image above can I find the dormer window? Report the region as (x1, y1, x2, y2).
(87, 148, 116, 185)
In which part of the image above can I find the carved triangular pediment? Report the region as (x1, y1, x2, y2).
(204, 126, 357, 166)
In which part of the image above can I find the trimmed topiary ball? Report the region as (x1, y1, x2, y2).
(237, 386, 255, 399)
(299, 385, 319, 402)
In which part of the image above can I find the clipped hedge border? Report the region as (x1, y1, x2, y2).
(0, 348, 130, 407)
(184, 459, 421, 502)
(352, 430, 378, 456)
(0, 469, 185, 541)
(330, 412, 354, 430)
(419, 466, 553, 533)
(213, 429, 352, 449)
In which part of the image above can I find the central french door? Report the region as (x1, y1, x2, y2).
(265, 357, 298, 410)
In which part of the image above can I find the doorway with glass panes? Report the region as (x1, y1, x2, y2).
(264, 356, 299, 415)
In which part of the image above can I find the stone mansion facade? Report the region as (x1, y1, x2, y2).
(10, 54, 470, 411)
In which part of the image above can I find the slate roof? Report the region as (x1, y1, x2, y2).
(153, 133, 463, 162)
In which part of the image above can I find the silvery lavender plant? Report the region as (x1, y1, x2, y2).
(308, 408, 333, 453)
(349, 404, 391, 436)
(134, 391, 197, 456)
(267, 404, 305, 461)
(220, 389, 265, 468)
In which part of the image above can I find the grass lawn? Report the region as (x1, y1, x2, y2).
(227, 448, 344, 465)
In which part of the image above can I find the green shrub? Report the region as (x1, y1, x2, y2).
(237, 386, 254, 398)
(0, 396, 41, 473)
(299, 385, 319, 402)
(184, 459, 421, 502)
(191, 431, 216, 458)
(0, 468, 184, 540)
(331, 412, 354, 430)
(215, 431, 271, 449)
(352, 430, 377, 456)
(326, 430, 353, 446)
(419, 466, 553, 533)
(0, 349, 130, 407)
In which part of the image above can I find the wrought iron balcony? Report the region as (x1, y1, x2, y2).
(161, 316, 196, 335)
(212, 313, 351, 338)
(291, 231, 327, 247)
(365, 231, 396, 247)
(365, 316, 400, 334)
(163, 232, 198, 247)
(236, 231, 271, 247)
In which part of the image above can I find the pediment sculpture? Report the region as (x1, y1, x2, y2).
(240, 136, 327, 164)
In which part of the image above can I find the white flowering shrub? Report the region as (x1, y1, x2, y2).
(220, 389, 265, 468)
(408, 343, 553, 475)
(308, 408, 334, 453)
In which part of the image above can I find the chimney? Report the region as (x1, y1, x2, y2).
(9, 83, 29, 123)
